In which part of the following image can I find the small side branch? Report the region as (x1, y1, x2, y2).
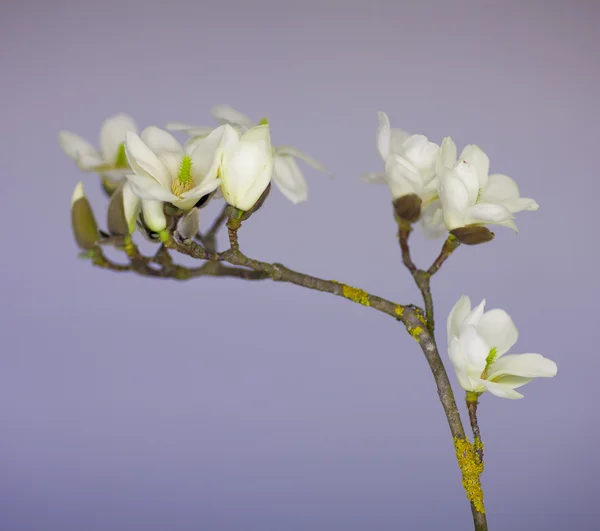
(428, 235, 461, 277)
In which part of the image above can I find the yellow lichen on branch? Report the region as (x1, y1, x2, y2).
(454, 436, 485, 514)
(340, 284, 371, 306)
(408, 326, 423, 340)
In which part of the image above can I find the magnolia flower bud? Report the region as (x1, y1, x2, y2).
(106, 186, 129, 237)
(450, 225, 495, 245)
(392, 193, 422, 223)
(177, 207, 199, 242)
(219, 124, 274, 212)
(70, 182, 100, 251)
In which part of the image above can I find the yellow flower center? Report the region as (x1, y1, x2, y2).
(480, 347, 498, 380)
(258, 117, 269, 125)
(171, 156, 194, 196)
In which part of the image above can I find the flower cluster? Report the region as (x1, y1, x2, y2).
(364, 112, 539, 243)
(61, 106, 555, 402)
(60, 106, 330, 239)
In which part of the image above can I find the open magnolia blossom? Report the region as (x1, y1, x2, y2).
(437, 138, 539, 235)
(447, 295, 557, 399)
(124, 126, 223, 218)
(167, 104, 330, 204)
(363, 112, 445, 236)
(219, 124, 274, 211)
(59, 114, 137, 181)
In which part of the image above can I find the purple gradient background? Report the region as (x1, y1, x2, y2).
(1, 1, 598, 529)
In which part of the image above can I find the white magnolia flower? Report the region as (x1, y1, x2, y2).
(437, 137, 539, 233)
(59, 114, 137, 179)
(124, 126, 223, 213)
(447, 295, 557, 399)
(167, 104, 330, 204)
(219, 124, 274, 211)
(363, 112, 445, 236)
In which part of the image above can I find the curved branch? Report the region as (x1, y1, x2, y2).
(92, 229, 486, 530)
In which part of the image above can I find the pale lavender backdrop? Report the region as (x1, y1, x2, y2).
(1, 1, 598, 530)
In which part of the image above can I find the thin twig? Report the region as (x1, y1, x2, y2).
(428, 235, 461, 277)
(467, 394, 484, 463)
(398, 224, 434, 331)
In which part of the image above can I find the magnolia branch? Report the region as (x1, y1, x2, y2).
(397, 223, 460, 332)
(90, 221, 486, 531)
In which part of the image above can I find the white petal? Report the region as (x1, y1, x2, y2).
(458, 325, 490, 372)
(447, 295, 472, 340)
(141, 200, 166, 232)
(469, 203, 514, 225)
(177, 176, 222, 210)
(140, 126, 184, 155)
(122, 181, 141, 232)
(221, 124, 274, 210)
(463, 299, 486, 327)
(125, 173, 179, 203)
(361, 172, 387, 184)
(385, 156, 423, 198)
(488, 353, 557, 380)
(71, 181, 85, 206)
(453, 160, 480, 205)
(448, 337, 478, 392)
(99, 114, 137, 164)
(402, 134, 440, 174)
(275, 145, 331, 175)
(218, 125, 241, 205)
(240, 123, 272, 149)
(503, 197, 539, 213)
(165, 122, 214, 137)
(436, 136, 457, 176)
(156, 151, 182, 182)
(59, 131, 103, 168)
(184, 135, 211, 153)
(438, 174, 469, 230)
(125, 132, 171, 189)
(273, 156, 308, 203)
(495, 218, 520, 232)
(459, 144, 489, 189)
(419, 201, 447, 239)
(188, 125, 226, 178)
(390, 128, 411, 155)
(376, 111, 392, 161)
(476, 378, 524, 399)
(475, 308, 518, 355)
(481, 174, 539, 213)
(211, 104, 256, 129)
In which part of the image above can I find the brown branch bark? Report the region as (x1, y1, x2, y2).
(396, 225, 486, 530)
(90, 225, 486, 530)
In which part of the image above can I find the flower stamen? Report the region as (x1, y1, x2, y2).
(480, 347, 498, 380)
(172, 155, 194, 196)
